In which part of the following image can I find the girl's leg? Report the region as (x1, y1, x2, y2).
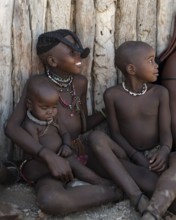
(35, 176, 122, 215)
(88, 131, 149, 213)
(67, 155, 112, 186)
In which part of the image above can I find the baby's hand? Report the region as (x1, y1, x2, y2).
(60, 144, 73, 158)
(149, 147, 169, 173)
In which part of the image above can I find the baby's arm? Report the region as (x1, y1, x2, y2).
(54, 119, 73, 157)
(104, 88, 149, 168)
(60, 132, 73, 158)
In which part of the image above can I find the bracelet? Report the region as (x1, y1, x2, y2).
(62, 143, 74, 151)
(162, 145, 171, 153)
(36, 146, 45, 157)
(99, 109, 106, 119)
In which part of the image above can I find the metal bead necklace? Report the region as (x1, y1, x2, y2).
(122, 82, 147, 96)
(46, 69, 73, 89)
(46, 69, 81, 117)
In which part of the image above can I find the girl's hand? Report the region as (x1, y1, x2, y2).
(41, 148, 74, 182)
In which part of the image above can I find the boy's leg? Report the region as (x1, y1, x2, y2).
(88, 131, 149, 213)
(67, 155, 112, 186)
(35, 176, 122, 215)
(142, 152, 176, 219)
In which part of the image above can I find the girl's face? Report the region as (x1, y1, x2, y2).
(134, 46, 159, 83)
(30, 91, 58, 122)
(50, 35, 83, 75)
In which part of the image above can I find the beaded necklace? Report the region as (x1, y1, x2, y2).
(58, 83, 81, 117)
(46, 69, 73, 91)
(46, 69, 81, 117)
(122, 82, 147, 96)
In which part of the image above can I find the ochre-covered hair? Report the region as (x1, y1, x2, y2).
(36, 29, 90, 58)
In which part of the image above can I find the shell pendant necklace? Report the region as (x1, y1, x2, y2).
(122, 82, 147, 96)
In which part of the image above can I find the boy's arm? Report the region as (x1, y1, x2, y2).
(149, 86, 172, 172)
(104, 88, 149, 167)
(5, 79, 73, 182)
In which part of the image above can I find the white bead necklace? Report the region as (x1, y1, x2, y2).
(27, 110, 53, 126)
(122, 82, 147, 96)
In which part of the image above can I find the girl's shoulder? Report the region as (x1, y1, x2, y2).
(73, 74, 87, 87)
(104, 84, 122, 100)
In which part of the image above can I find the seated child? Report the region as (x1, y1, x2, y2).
(89, 41, 176, 219)
(5, 29, 123, 215)
(21, 75, 110, 186)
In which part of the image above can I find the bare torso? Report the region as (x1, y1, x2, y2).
(107, 84, 163, 150)
(38, 74, 86, 140)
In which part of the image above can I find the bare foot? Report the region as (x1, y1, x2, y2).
(131, 193, 149, 214)
(141, 210, 163, 220)
(113, 186, 124, 202)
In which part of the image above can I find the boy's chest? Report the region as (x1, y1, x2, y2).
(115, 95, 159, 120)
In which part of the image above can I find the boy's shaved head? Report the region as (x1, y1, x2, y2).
(115, 41, 151, 72)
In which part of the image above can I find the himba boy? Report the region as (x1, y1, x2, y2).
(89, 41, 176, 219)
(5, 29, 123, 215)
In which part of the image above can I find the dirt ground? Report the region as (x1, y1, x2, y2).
(0, 183, 141, 220)
(1, 183, 176, 220)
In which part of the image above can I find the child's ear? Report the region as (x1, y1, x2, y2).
(47, 56, 58, 67)
(126, 64, 136, 75)
(26, 99, 32, 110)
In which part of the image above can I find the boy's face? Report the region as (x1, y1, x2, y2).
(49, 35, 83, 74)
(29, 91, 58, 122)
(134, 46, 159, 83)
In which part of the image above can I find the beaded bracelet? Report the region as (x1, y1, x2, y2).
(99, 109, 106, 119)
(162, 145, 171, 153)
(63, 143, 74, 151)
(36, 146, 45, 157)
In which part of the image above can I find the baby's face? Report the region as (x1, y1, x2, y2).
(30, 92, 58, 122)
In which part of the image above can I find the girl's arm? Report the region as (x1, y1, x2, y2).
(79, 76, 105, 131)
(5, 81, 44, 155)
